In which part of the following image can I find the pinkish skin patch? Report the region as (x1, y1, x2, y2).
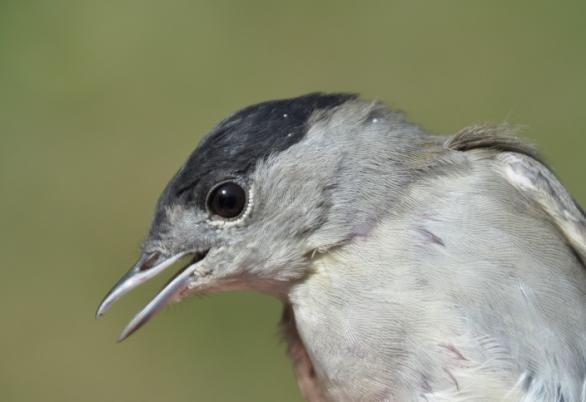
(439, 343, 468, 361)
(418, 228, 446, 247)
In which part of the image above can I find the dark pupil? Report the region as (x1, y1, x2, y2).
(209, 182, 246, 218)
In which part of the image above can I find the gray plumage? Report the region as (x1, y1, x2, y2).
(98, 93, 586, 402)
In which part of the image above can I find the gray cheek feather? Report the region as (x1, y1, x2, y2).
(224, 99, 431, 285)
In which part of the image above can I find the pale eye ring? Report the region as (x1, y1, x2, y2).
(206, 181, 247, 219)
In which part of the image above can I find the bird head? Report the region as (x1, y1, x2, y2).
(96, 93, 424, 341)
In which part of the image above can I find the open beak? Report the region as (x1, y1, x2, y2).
(96, 249, 209, 342)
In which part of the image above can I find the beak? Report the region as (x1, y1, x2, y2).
(96, 249, 209, 342)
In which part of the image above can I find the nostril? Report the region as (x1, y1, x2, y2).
(139, 252, 161, 271)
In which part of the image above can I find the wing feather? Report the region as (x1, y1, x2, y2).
(447, 124, 585, 266)
(494, 152, 586, 266)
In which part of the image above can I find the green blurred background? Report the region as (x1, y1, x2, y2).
(1, 1, 584, 401)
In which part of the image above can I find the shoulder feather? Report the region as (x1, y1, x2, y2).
(446, 124, 585, 266)
(446, 124, 542, 162)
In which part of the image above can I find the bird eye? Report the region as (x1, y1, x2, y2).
(206, 181, 247, 219)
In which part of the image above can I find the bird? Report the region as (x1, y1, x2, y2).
(97, 93, 586, 401)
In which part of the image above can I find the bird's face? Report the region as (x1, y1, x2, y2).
(97, 93, 368, 340)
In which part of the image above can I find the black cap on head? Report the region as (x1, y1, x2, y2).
(159, 92, 357, 210)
